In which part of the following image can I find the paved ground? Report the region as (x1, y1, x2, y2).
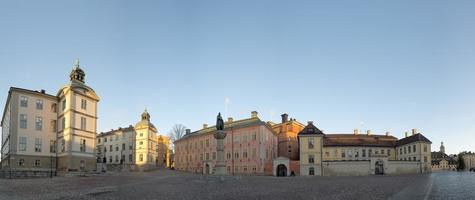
(0, 170, 474, 200)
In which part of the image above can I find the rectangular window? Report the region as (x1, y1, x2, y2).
(388, 149, 391, 156)
(50, 140, 56, 153)
(308, 155, 315, 163)
(115, 155, 119, 162)
(80, 117, 86, 130)
(35, 160, 41, 167)
(51, 103, 57, 113)
(413, 156, 416, 161)
(308, 138, 315, 149)
(355, 150, 359, 158)
(206, 139, 209, 147)
(139, 154, 143, 162)
(424, 145, 427, 152)
(62, 100, 66, 110)
(424, 156, 427, 163)
(19, 137, 27, 151)
(35, 138, 42, 152)
(362, 149, 366, 157)
(408, 146, 411, 153)
(413, 145, 416, 152)
(243, 150, 248, 158)
(122, 143, 125, 151)
(381, 149, 385, 155)
(110, 145, 112, 152)
(62, 118, 66, 130)
(234, 152, 239, 159)
(252, 132, 256, 140)
(36, 99, 43, 110)
(20, 114, 27, 129)
(20, 96, 28, 107)
(252, 148, 257, 158)
(61, 139, 65, 152)
(212, 152, 216, 160)
(104, 137, 107, 142)
(341, 151, 346, 158)
(399, 148, 402, 155)
(18, 159, 25, 166)
(51, 120, 57, 132)
(35, 116, 43, 131)
(81, 99, 87, 110)
(80, 139, 86, 152)
(404, 146, 407, 154)
(129, 154, 133, 162)
(109, 156, 112, 163)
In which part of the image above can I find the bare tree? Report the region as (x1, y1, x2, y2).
(168, 124, 186, 143)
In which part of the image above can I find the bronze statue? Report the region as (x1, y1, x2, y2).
(216, 112, 224, 131)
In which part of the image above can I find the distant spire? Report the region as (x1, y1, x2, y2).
(74, 58, 80, 68)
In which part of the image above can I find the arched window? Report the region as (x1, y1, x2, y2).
(309, 167, 315, 175)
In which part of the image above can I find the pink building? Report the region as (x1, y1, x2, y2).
(174, 111, 277, 175)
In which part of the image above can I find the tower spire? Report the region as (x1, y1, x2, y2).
(69, 59, 85, 83)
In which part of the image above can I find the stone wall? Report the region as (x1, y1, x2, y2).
(0, 169, 56, 178)
(386, 161, 421, 174)
(322, 161, 370, 176)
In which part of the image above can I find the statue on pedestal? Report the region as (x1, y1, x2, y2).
(216, 112, 224, 131)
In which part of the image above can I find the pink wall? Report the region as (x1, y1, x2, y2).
(175, 123, 277, 175)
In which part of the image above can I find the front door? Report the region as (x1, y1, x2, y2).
(375, 161, 384, 175)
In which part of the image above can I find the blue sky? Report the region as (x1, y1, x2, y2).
(1, 0, 474, 154)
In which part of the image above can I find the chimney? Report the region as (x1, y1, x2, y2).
(203, 124, 208, 129)
(385, 131, 390, 136)
(354, 129, 359, 135)
(412, 128, 417, 135)
(366, 130, 372, 135)
(405, 132, 408, 138)
(251, 111, 258, 118)
(185, 129, 191, 135)
(281, 114, 289, 123)
(308, 121, 313, 125)
(40, 89, 45, 94)
(227, 117, 233, 123)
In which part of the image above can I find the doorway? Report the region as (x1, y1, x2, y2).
(277, 164, 287, 177)
(375, 160, 384, 175)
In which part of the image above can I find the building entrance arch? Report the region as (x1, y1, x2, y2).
(277, 164, 287, 177)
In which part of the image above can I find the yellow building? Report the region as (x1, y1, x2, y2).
(298, 121, 432, 176)
(96, 110, 170, 171)
(1, 60, 100, 176)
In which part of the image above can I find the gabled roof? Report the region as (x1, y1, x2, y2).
(396, 133, 432, 146)
(297, 122, 324, 136)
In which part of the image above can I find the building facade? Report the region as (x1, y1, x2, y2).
(431, 142, 457, 171)
(1, 60, 100, 176)
(297, 122, 432, 176)
(272, 113, 304, 160)
(174, 111, 278, 175)
(96, 110, 171, 170)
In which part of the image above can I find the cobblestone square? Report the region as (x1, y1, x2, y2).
(1, 170, 474, 200)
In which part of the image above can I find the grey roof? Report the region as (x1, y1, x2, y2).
(396, 133, 432, 146)
(98, 125, 135, 137)
(176, 117, 273, 142)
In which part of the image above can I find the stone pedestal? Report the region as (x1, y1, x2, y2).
(213, 130, 227, 175)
